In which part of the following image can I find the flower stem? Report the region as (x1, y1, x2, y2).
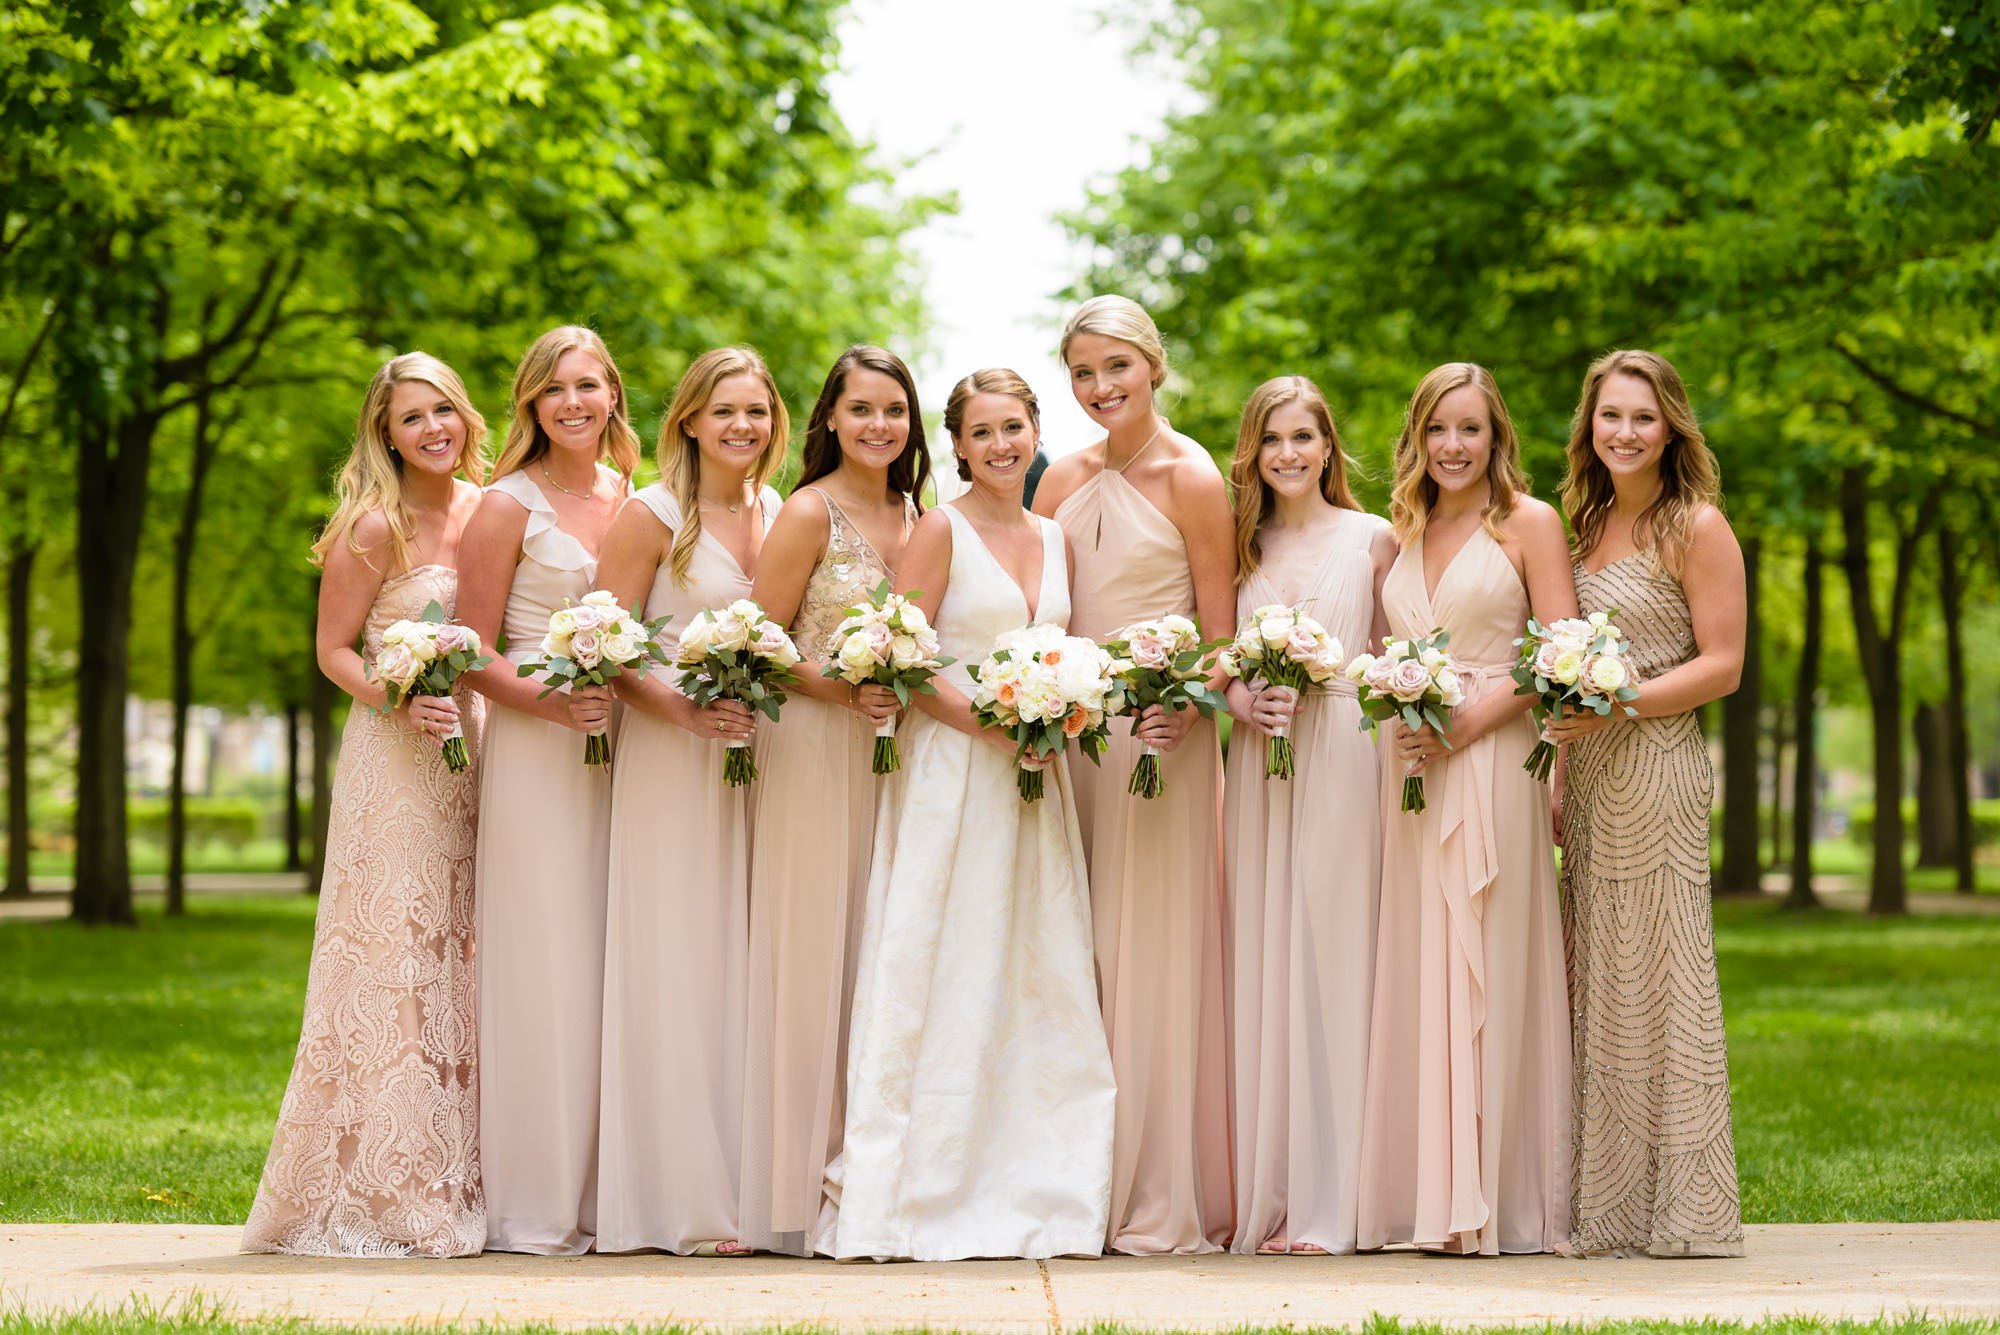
(584, 731, 611, 768)
(1523, 738, 1556, 783)
(873, 735, 899, 775)
(724, 743, 758, 787)
(1402, 774, 1426, 813)
(1018, 764, 1045, 802)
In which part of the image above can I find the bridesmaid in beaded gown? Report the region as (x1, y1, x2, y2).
(244, 353, 488, 1257)
(741, 346, 929, 1256)
(590, 348, 787, 1255)
(1219, 378, 1396, 1256)
(1036, 297, 1238, 1255)
(1546, 350, 1747, 1257)
(1355, 363, 1578, 1256)
(457, 327, 639, 1255)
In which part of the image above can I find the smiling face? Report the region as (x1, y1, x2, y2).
(1066, 332, 1156, 431)
(1257, 400, 1330, 502)
(533, 348, 618, 456)
(1423, 382, 1495, 498)
(832, 366, 911, 471)
(385, 378, 467, 477)
(689, 372, 774, 481)
(955, 391, 1039, 498)
(1591, 369, 1670, 483)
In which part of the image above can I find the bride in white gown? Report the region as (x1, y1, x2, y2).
(831, 369, 1116, 1261)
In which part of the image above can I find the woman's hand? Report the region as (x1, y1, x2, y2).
(1247, 684, 1298, 738)
(1542, 706, 1617, 745)
(567, 683, 615, 736)
(395, 694, 460, 749)
(1134, 701, 1198, 752)
(674, 695, 758, 743)
(850, 682, 901, 728)
(1392, 718, 1450, 775)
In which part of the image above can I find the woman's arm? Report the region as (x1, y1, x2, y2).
(1368, 520, 1399, 651)
(1139, 452, 1237, 752)
(316, 513, 457, 745)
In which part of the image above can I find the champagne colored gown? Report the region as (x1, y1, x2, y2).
(739, 488, 913, 1256)
(596, 484, 780, 1253)
(832, 507, 1116, 1260)
(1355, 525, 1571, 1255)
(1055, 457, 1232, 1256)
(476, 466, 618, 1255)
(1563, 553, 1744, 1257)
(1224, 508, 1390, 1255)
(243, 564, 484, 1257)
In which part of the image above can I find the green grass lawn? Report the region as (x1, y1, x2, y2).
(1, 894, 1996, 1227)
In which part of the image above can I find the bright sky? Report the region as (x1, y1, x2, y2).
(828, 0, 1186, 465)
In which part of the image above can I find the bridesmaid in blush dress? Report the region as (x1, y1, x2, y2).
(740, 345, 929, 1257)
(456, 326, 638, 1255)
(1219, 377, 1396, 1256)
(1546, 350, 1746, 1257)
(244, 353, 488, 1257)
(1355, 362, 1578, 1256)
(1034, 296, 1237, 1255)
(590, 348, 787, 1255)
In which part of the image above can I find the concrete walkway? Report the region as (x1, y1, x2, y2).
(3, 1222, 1997, 1329)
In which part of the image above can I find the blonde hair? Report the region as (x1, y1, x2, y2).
(312, 351, 489, 571)
(944, 367, 1040, 483)
(1229, 376, 1361, 577)
(1388, 362, 1530, 545)
(656, 346, 789, 589)
(491, 325, 642, 484)
(1059, 295, 1168, 388)
(1560, 349, 1722, 572)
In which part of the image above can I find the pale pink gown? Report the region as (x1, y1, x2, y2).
(1355, 524, 1571, 1255)
(739, 489, 913, 1256)
(476, 466, 618, 1255)
(1224, 508, 1390, 1255)
(1055, 459, 1232, 1256)
(596, 484, 780, 1253)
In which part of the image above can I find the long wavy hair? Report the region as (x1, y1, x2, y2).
(1560, 349, 1722, 571)
(1228, 375, 1361, 577)
(656, 346, 790, 590)
(313, 351, 488, 572)
(1388, 362, 1530, 545)
(799, 345, 931, 508)
(490, 325, 642, 484)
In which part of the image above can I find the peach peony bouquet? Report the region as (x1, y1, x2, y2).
(972, 623, 1122, 802)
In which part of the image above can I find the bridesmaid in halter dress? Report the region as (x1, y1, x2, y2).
(457, 326, 638, 1255)
(1354, 362, 1577, 1256)
(1219, 377, 1396, 1256)
(243, 353, 488, 1257)
(1034, 296, 1237, 1255)
(1544, 350, 1747, 1257)
(589, 348, 788, 1255)
(740, 345, 929, 1257)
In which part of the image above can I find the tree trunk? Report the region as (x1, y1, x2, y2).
(1939, 524, 1975, 893)
(283, 697, 304, 872)
(1913, 701, 1954, 869)
(308, 656, 336, 895)
(1785, 537, 1822, 910)
(165, 394, 219, 917)
(1716, 534, 1763, 894)
(1768, 700, 1789, 873)
(3, 539, 36, 899)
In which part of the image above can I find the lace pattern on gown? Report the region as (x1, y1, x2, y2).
(789, 489, 916, 660)
(1561, 553, 1744, 1258)
(241, 564, 485, 1257)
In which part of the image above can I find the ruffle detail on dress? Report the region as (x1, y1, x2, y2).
(488, 467, 614, 574)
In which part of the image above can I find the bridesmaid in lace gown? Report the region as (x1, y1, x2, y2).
(591, 348, 787, 1255)
(244, 352, 489, 1257)
(457, 326, 639, 1255)
(1035, 297, 1237, 1255)
(1355, 363, 1577, 1255)
(833, 369, 1116, 1261)
(1219, 377, 1396, 1256)
(741, 345, 929, 1256)
(1545, 350, 1747, 1257)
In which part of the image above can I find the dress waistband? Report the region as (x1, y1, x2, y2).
(1452, 661, 1515, 681)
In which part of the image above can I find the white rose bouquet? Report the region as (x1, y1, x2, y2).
(513, 590, 673, 767)
(821, 578, 955, 775)
(673, 597, 801, 786)
(1511, 610, 1640, 781)
(971, 623, 1122, 802)
(1102, 613, 1227, 798)
(367, 598, 492, 773)
(1345, 628, 1464, 813)
(1215, 603, 1345, 780)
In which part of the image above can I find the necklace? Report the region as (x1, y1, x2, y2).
(701, 492, 745, 514)
(541, 461, 592, 498)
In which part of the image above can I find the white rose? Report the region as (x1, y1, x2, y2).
(1258, 612, 1297, 648)
(1344, 652, 1376, 682)
(601, 632, 640, 664)
(1587, 610, 1611, 629)
(837, 632, 878, 675)
(1585, 653, 1629, 694)
(1419, 645, 1447, 670)
(548, 607, 578, 636)
(1551, 649, 1586, 685)
(1436, 665, 1464, 708)
(582, 589, 619, 610)
(374, 643, 421, 688)
(712, 614, 752, 653)
(889, 634, 926, 670)
(726, 598, 762, 621)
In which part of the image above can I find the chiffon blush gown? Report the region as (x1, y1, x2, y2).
(832, 507, 1116, 1260)
(1355, 525, 1572, 1255)
(595, 484, 780, 1253)
(1223, 509, 1391, 1255)
(242, 564, 484, 1257)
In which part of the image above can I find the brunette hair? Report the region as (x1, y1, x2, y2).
(1059, 295, 1169, 388)
(1560, 349, 1722, 571)
(944, 368, 1040, 482)
(491, 325, 642, 484)
(799, 345, 931, 508)
(1228, 375, 1361, 577)
(1388, 362, 1530, 544)
(656, 346, 790, 589)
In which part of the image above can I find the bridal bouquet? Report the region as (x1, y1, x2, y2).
(1512, 610, 1640, 781)
(674, 598, 800, 787)
(1216, 604, 1344, 780)
(1102, 614, 1227, 798)
(514, 590, 672, 767)
(368, 599, 492, 773)
(1346, 629, 1463, 814)
(972, 624, 1121, 802)
(821, 579, 955, 775)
